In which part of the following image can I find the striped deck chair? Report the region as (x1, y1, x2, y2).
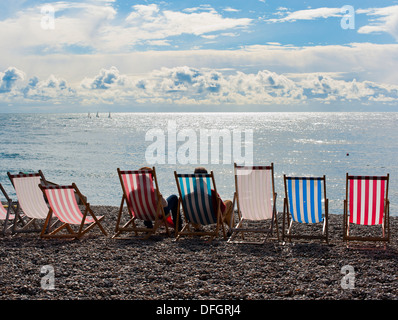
(228, 163, 279, 244)
(174, 171, 226, 242)
(343, 174, 390, 246)
(7, 171, 52, 234)
(113, 167, 170, 239)
(39, 184, 107, 239)
(0, 184, 17, 235)
(282, 175, 329, 243)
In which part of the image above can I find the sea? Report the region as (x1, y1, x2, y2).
(0, 112, 396, 215)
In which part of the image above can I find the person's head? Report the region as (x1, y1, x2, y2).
(139, 167, 153, 183)
(194, 167, 208, 174)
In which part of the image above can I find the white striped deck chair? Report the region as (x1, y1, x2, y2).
(174, 171, 226, 242)
(39, 184, 107, 239)
(228, 163, 279, 244)
(113, 167, 170, 239)
(0, 184, 17, 235)
(343, 174, 390, 245)
(283, 175, 329, 243)
(7, 171, 51, 234)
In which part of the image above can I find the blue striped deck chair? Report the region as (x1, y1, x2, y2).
(228, 163, 279, 244)
(283, 175, 329, 243)
(174, 171, 226, 242)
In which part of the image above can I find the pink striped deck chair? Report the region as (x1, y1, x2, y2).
(39, 184, 107, 239)
(113, 167, 170, 239)
(344, 174, 390, 245)
(0, 184, 17, 235)
(228, 163, 279, 244)
(7, 171, 51, 234)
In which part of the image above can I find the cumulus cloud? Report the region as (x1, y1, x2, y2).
(0, 67, 25, 93)
(81, 66, 129, 90)
(77, 66, 398, 106)
(22, 74, 75, 101)
(2, 65, 398, 107)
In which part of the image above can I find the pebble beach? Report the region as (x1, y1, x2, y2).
(1, 207, 397, 303)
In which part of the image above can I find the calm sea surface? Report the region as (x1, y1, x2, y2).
(0, 112, 396, 215)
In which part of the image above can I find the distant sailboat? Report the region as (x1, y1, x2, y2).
(96, 112, 99, 118)
(108, 112, 111, 118)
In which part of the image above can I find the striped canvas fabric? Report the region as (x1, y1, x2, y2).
(348, 176, 387, 225)
(120, 171, 158, 221)
(44, 186, 95, 224)
(286, 177, 324, 224)
(0, 203, 11, 220)
(236, 166, 273, 220)
(177, 175, 217, 225)
(12, 175, 49, 219)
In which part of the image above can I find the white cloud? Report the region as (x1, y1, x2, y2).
(223, 7, 240, 13)
(357, 5, 398, 41)
(0, 2, 252, 55)
(269, 7, 342, 22)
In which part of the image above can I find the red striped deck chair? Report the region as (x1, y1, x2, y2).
(0, 184, 18, 235)
(228, 163, 279, 244)
(39, 184, 107, 239)
(113, 167, 170, 240)
(343, 174, 390, 246)
(7, 171, 52, 234)
(282, 175, 329, 243)
(174, 171, 226, 242)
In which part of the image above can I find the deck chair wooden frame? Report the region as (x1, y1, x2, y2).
(282, 175, 329, 243)
(7, 170, 53, 234)
(343, 174, 390, 247)
(113, 167, 170, 240)
(39, 184, 107, 239)
(174, 171, 226, 242)
(0, 184, 19, 235)
(228, 163, 279, 244)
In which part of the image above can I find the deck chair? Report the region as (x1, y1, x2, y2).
(228, 163, 279, 244)
(7, 171, 52, 234)
(113, 167, 170, 240)
(282, 175, 329, 243)
(0, 184, 18, 235)
(343, 174, 390, 247)
(174, 171, 226, 242)
(39, 184, 107, 239)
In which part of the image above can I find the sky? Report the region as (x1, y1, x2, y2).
(1, 0, 398, 112)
